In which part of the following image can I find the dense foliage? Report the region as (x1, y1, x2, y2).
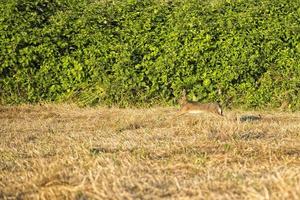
(1, 0, 300, 108)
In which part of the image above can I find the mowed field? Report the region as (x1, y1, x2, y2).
(0, 104, 300, 200)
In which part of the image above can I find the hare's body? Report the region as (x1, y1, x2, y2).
(177, 90, 223, 117)
(178, 101, 223, 116)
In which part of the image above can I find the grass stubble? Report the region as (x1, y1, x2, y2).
(0, 104, 299, 200)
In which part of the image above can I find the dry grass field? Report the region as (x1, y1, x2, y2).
(0, 104, 300, 200)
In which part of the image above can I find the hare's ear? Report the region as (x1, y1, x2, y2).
(182, 89, 187, 97)
(217, 88, 222, 95)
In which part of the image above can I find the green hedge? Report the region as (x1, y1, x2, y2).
(1, 0, 300, 108)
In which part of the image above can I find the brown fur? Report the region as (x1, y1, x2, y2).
(177, 91, 223, 117)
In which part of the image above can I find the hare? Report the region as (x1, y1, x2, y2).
(177, 90, 223, 117)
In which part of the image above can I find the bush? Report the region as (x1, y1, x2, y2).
(1, 0, 300, 109)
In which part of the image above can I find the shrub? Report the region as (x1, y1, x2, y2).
(1, 0, 299, 109)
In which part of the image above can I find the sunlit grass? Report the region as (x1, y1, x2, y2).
(0, 104, 299, 199)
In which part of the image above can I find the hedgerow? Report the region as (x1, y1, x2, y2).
(1, 0, 300, 108)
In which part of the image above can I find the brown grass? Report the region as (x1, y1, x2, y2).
(0, 104, 300, 199)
